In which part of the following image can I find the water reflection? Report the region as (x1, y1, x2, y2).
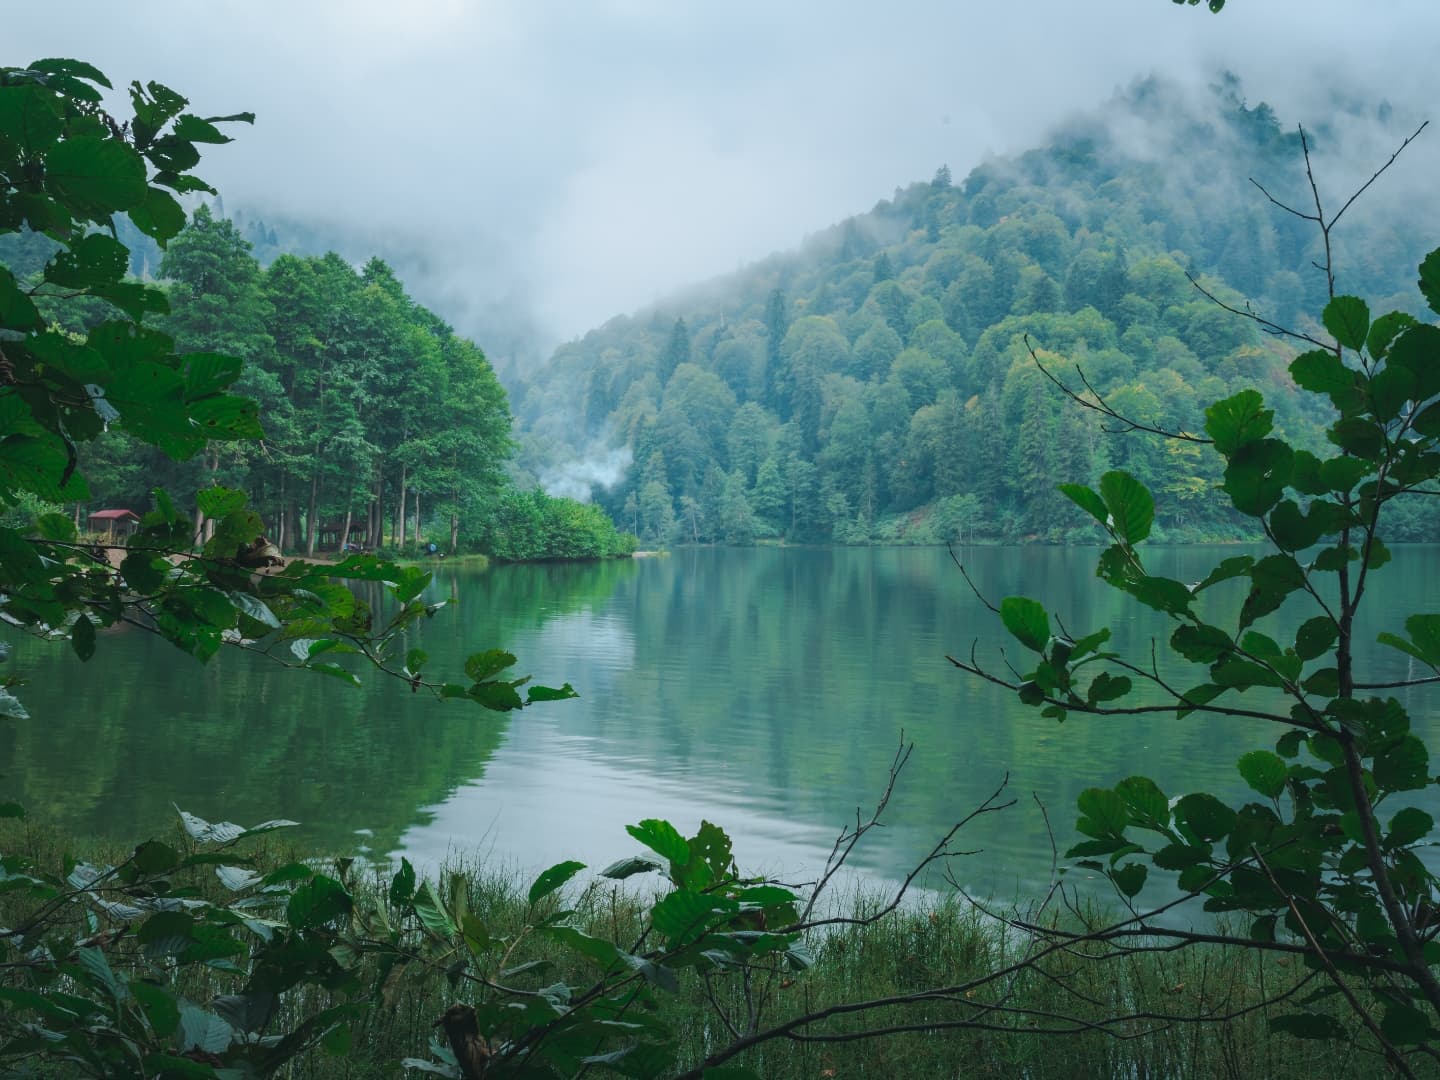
(4, 546, 1439, 903)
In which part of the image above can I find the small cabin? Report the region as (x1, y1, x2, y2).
(88, 509, 141, 544)
(314, 518, 372, 553)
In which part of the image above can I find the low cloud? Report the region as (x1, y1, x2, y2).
(539, 446, 634, 503)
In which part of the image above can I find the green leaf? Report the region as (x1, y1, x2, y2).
(1174, 793, 1236, 843)
(1115, 776, 1169, 826)
(468, 680, 523, 710)
(1387, 807, 1433, 847)
(1381, 1001, 1434, 1046)
(179, 1004, 233, 1054)
(1268, 1012, 1343, 1040)
(1058, 482, 1108, 527)
(600, 855, 664, 880)
(1110, 862, 1147, 898)
(70, 613, 95, 661)
(528, 860, 586, 906)
(1205, 389, 1272, 455)
(1289, 349, 1359, 408)
(0, 435, 90, 502)
(1294, 617, 1337, 661)
(1419, 248, 1440, 316)
(412, 881, 456, 938)
(196, 486, 248, 518)
(389, 858, 416, 907)
(286, 874, 352, 930)
(0, 84, 63, 151)
(1098, 470, 1154, 544)
(999, 596, 1049, 652)
(46, 135, 147, 212)
(527, 683, 578, 703)
(1222, 438, 1291, 517)
(1237, 751, 1287, 798)
(1191, 555, 1253, 592)
(128, 185, 188, 243)
(1172, 624, 1232, 664)
(650, 890, 737, 943)
(626, 819, 691, 869)
(1375, 734, 1429, 791)
(1322, 295, 1369, 351)
(464, 649, 516, 682)
(0, 266, 40, 330)
(1076, 788, 1129, 839)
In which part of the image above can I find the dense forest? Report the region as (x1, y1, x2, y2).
(0, 209, 633, 560)
(511, 77, 1439, 545)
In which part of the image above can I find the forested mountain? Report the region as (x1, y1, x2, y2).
(512, 77, 1438, 545)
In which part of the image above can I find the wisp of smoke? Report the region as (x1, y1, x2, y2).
(539, 446, 634, 503)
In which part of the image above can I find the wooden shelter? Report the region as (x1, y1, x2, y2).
(88, 509, 140, 544)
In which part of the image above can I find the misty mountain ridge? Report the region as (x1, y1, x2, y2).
(506, 73, 1436, 546)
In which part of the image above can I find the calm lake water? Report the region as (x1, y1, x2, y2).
(4, 545, 1439, 900)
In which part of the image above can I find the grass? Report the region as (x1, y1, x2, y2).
(0, 821, 1415, 1079)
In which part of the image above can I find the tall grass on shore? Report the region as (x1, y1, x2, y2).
(0, 818, 1384, 1079)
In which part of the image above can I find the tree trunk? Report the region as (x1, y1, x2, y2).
(276, 472, 287, 552)
(449, 486, 459, 554)
(305, 471, 319, 558)
(338, 508, 353, 553)
(394, 464, 407, 548)
(193, 506, 205, 548)
(414, 491, 422, 547)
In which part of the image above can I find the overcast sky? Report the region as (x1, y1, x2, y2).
(10, 1, 1439, 353)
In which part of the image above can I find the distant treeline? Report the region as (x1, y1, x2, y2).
(513, 76, 1439, 545)
(0, 209, 633, 561)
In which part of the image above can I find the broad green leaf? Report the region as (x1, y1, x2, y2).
(1115, 776, 1168, 826)
(1381, 1001, 1435, 1046)
(600, 855, 664, 880)
(1058, 482, 1108, 527)
(1294, 617, 1337, 661)
(650, 890, 737, 943)
(1387, 807, 1433, 847)
(0, 266, 40, 330)
(999, 595, 1049, 652)
(390, 858, 416, 907)
(464, 649, 516, 682)
(1419, 248, 1440, 317)
(179, 1005, 233, 1055)
(528, 860, 586, 906)
(1172, 624, 1232, 664)
(1237, 750, 1286, 798)
(1222, 438, 1291, 518)
(626, 819, 691, 868)
(411, 881, 456, 938)
(1289, 349, 1359, 408)
(1205, 389, 1272, 455)
(1174, 793, 1236, 843)
(1191, 555, 1253, 592)
(1076, 788, 1129, 839)
(1111, 862, 1147, 898)
(1098, 470, 1153, 544)
(46, 135, 147, 212)
(526, 683, 578, 703)
(196, 486, 248, 518)
(0, 84, 63, 151)
(468, 680, 523, 710)
(70, 613, 96, 661)
(286, 874, 352, 930)
(1322, 295, 1369, 351)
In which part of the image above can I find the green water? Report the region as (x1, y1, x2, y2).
(3, 546, 1439, 897)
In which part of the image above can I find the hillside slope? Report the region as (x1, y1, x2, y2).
(511, 76, 1435, 544)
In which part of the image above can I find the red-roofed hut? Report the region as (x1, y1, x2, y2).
(89, 509, 140, 543)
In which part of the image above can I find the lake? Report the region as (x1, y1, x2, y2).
(4, 545, 1439, 901)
